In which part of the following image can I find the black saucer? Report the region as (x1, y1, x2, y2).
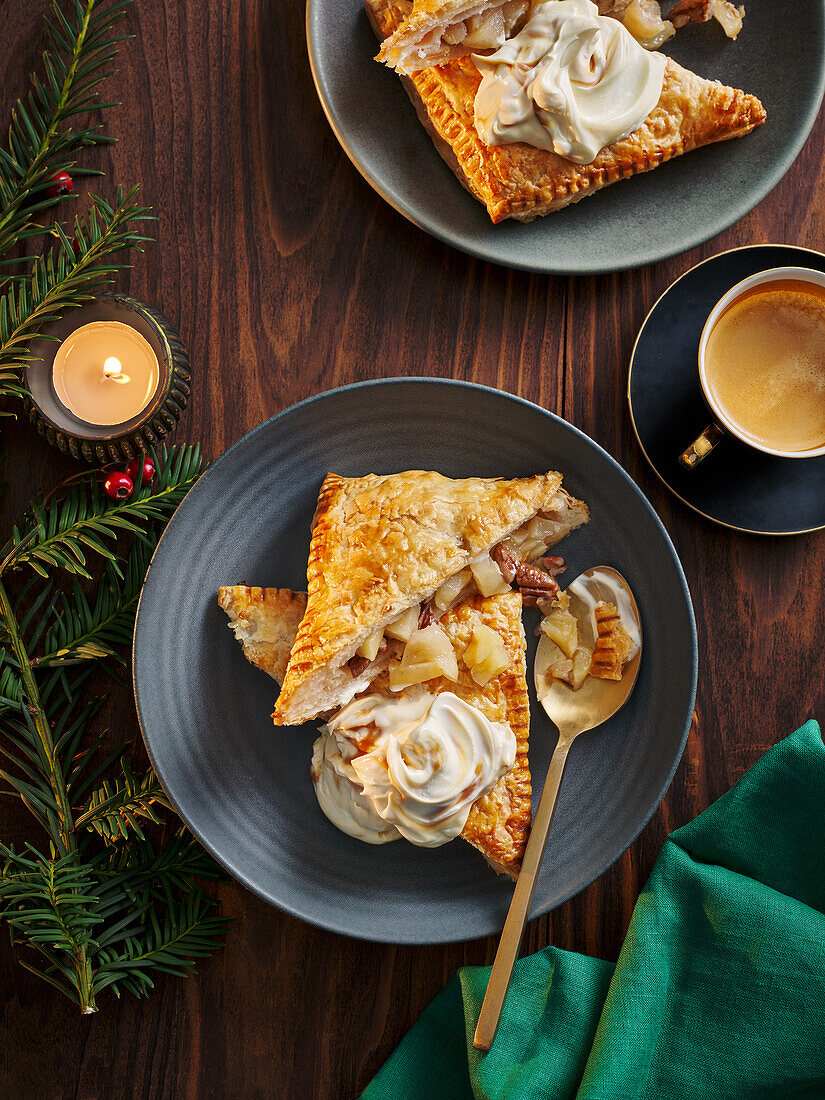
(629, 245, 825, 536)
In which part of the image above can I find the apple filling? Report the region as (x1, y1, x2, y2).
(389, 623, 459, 689)
(442, 0, 529, 50)
(462, 623, 510, 686)
(539, 592, 592, 690)
(387, 619, 510, 691)
(595, 0, 674, 48)
(347, 511, 572, 681)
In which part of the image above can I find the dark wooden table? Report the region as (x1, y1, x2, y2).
(2, 2, 824, 1097)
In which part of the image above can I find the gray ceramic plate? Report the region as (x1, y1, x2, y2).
(306, 0, 825, 274)
(134, 380, 697, 943)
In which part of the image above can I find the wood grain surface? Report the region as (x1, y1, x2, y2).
(2, 2, 824, 1097)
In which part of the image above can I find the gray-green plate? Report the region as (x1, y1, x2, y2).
(306, 0, 825, 274)
(133, 379, 697, 943)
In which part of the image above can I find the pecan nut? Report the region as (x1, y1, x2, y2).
(491, 543, 519, 584)
(492, 542, 565, 603)
(418, 601, 436, 629)
(669, 0, 742, 36)
(348, 638, 387, 678)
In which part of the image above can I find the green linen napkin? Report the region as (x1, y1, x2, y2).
(363, 720, 825, 1100)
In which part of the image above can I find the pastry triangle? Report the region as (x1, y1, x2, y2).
(220, 585, 532, 877)
(218, 586, 308, 684)
(367, 0, 766, 223)
(371, 590, 532, 877)
(271, 469, 588, 725)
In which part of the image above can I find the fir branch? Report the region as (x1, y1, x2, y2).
(97, 829, 225, 909)
(0, 443, 227, 1012)
(3, 665, 117, 823)
(0, 843, 100, 1010)
(35, 537, 153, 666)
(92, 892, 231, 998)
(0, 0, 133, 265)
(0, 709, 64, 838)
(75, 759, 171, 843)
(2, 444, 204, 579)
(0, 579, 114, 1013)
(1, 841, 229, 1008)
(0, 578, 76, 855)
(0, 844, 103, 947)
(0, 0, 228, 1014)
(0, 187, 152, 400)
(0, 650, 23, 711)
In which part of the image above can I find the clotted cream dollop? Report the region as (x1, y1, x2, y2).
(473, 0, 667, 163)
(310, 691, 516, 847)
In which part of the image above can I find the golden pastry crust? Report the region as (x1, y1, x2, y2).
(377, 0, 477, 70)
(272, 469, 581, 725)
(590, 600, 636, 680)
(218, 587, 308, 684)
(367, 0, 766, 223)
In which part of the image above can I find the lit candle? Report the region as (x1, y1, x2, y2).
(25, 294, 190, 465)
(52, 320, 160, 427)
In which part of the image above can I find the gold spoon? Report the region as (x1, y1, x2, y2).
(473, 566, 642, 1052)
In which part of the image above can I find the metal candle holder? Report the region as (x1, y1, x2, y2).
(23, 294, 191, 464)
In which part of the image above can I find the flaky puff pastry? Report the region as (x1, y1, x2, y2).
(221, 586, 532, 877)
(590, 600, 636, 680)
(367, 0, 766, 223)
(272, 469, 587, 726)
(375, 0, 665, 73)
(218, 587, 308, 684)
(377, 0, 530, 73)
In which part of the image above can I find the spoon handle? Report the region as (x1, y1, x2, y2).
(473, 742, 571, 1052)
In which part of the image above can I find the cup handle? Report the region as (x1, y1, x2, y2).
(679, 423, 725, 469)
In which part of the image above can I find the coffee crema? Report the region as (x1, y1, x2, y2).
(704, 279, 825, 453)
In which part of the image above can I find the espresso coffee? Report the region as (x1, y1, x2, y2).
(704, 279, 825, 453)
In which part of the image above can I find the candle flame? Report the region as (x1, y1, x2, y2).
(102, 356, 130, 384)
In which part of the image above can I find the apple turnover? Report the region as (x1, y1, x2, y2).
(378, 0, 686, 72)
(366, 0, 765, 223)
(271, 469, 588, 726)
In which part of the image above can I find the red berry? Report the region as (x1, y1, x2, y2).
(46, 171, 73, 199)
(71, 235, 81, 259)
(104, 472, 133, 500)
(126, 456, 156, 486)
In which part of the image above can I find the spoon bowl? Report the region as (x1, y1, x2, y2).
(535, 566, 642, 739)
(473, 566, 642, 1052)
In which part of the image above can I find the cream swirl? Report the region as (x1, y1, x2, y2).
(473, 0, 667, 163)
(310, 730, 400, 845)
(311, 692, 516, 847)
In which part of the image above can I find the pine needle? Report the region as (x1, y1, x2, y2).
(2, 444, 204, 579)
(0, 443, 228, 1011)
(35, 537, 154, 665)
(0, 0, 134, 264)
(75, 758, 172, 843)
